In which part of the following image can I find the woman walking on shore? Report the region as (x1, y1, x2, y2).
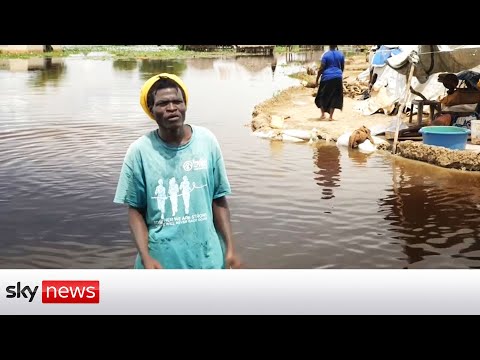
(315, 45, 345, 121)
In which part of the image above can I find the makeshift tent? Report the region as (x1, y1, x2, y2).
(387, 45, 480, 84)
(371, 45, 402, 68)
(387, 45, 480, 114)
(355, 45, 480, 116)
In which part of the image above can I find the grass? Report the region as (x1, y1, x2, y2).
(0, 46, 366, 63)
(289, 72, 314, 82)
(0, 45, 325, 60)
(274, 46, 301, 53)
(0, 46, 237, 60)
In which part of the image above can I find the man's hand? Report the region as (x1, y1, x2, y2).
(226, 252, 243, 269)
(142, 255, 163, 269)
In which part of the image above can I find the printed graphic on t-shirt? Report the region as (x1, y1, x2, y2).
(152, 174, 207, 227)
(182, 158, 208, 172)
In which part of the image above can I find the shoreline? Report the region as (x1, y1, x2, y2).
(249, 56, 480, 172)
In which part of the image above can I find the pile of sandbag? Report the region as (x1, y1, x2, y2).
(336, 125, 389, 153)
(309, 79, 369, 98)
(343, 79, 369, 99)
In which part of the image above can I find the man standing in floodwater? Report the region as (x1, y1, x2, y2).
(113, 73, 242, 269)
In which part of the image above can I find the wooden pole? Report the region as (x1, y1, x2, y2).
(392, 62, 416, 154)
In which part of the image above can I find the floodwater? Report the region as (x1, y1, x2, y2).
(1, 51, 480, 269)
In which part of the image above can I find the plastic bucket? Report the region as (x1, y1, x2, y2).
(419, 126, 470, 150)
(471, 120, 480, 145)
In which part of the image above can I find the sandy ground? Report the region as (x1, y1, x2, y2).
(251, 87, 395, 142)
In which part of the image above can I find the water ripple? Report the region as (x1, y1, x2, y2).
(2, 56, 480, 268)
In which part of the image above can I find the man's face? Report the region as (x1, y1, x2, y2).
(152, 87, 186, 130)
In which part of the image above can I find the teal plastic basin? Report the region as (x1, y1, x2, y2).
(419, 126, 471, 150)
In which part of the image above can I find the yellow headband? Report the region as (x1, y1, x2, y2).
(140, 73, 189, 120)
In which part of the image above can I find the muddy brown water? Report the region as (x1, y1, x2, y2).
(1, 53, 480, 269)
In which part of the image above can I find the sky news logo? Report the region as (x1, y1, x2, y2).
(5, 281, 100, 303)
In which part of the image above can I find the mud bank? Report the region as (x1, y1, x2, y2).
(396, 141, 480, 171)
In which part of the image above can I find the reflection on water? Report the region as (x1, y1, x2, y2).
(271, 57, 277, 77)
(29, 58, 66, 88)
(113, 59, 138, 72)
(283, 50, 323, 65)
(0, 58, 67, 88)
(138, 59, 187, 79)
(234, 55, 274, 73)
(1, 52, 480, 269)
(269, 140, 284, 159)
(186, 58, 214, 70)
(379, 157, 480, 268)
(313, 143, 341, 200)
(346, 148, 372, 166)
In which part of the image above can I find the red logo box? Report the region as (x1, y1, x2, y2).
(42, 281, 100, 304)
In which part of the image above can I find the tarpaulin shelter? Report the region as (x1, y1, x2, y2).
(356, 45, 480, 116)
(387, 45, 480, 84)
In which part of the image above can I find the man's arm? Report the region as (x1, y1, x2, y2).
(128, 206, 162, 269)
(212, 196, 242, 268)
